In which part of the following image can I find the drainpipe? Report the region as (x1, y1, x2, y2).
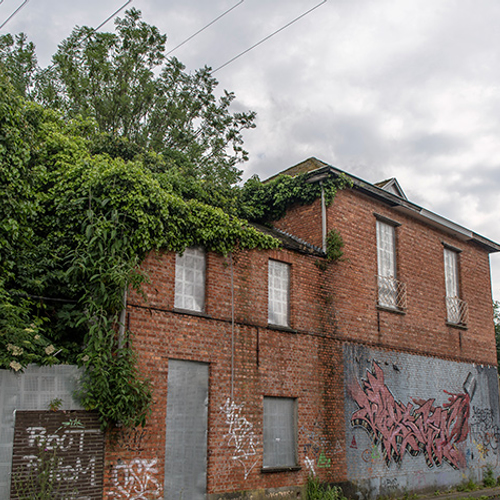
(321, 181, 327, 252)
(306, 172, 330, 253)
(118, 288, 127, 348)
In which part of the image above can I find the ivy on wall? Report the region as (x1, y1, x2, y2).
(0, 72, 348, 429)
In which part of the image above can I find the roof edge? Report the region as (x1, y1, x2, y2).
(302, 163, 500, 253)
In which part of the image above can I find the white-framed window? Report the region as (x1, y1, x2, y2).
(268, 260, 290, 327)
(376, 218, 407, 310)
(263, 397, 297, 468)
(174, 247, 206, 312)
(376, 220, 397, 308)
(444, 247, 467, 324)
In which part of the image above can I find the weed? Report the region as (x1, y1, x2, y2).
(307, 475, 347, 500)
(483, 466, 496, 488)
(457, 479, 479, 492)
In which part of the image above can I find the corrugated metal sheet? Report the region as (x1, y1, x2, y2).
(164, 359, 209, 500)
(0, 365, 82, 499)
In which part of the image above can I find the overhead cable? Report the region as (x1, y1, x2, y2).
(95, 0, 133, 31)
(0, 0, 29, 30)
(166, 0, 244, 56)
(213, 0, 327, 74)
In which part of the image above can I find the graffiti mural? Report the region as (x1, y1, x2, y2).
(351, 362, 471, 469)
(300, 422, 334, 475)
(109, 458, 161, 500)
(220, 398, 258, 479)
(470, 406, 500, 455)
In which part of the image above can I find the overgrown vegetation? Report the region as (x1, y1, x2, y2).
(326, 229, 345, 262)
(0, 12, 348, 429)
(306, 476, 347, 500)
(483, 466, 497, 488)
(11, 419, 84, 499)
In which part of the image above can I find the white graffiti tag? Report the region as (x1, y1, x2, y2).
(109, 458, 161, 499)
(220, 398, 258, 479)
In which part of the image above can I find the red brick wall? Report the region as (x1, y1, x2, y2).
(103, 184, 497, 498)
(104, 248, 346, 498)
(275, 187, 497, 365)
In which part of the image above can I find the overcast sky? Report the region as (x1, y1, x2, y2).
(2, 0, 500, 302)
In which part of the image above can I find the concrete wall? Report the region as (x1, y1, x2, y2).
(344, 344, 500, 498)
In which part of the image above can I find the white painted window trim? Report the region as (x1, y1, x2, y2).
(174, 247, 206, 312)
(268, 260, 290, 327)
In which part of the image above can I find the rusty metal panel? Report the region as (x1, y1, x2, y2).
(10, 410, 104, 499)
(0, 365, 82, 499)
(164, 359, 209, 500)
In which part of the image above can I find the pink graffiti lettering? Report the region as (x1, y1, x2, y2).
(351, 363, 470, 469)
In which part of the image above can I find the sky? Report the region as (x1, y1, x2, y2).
(2, 0, 500, 302)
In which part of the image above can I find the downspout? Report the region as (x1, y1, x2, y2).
(230, 253, 235, 401)
(118, 288, 127, 349)
(321, 181, 327, 252)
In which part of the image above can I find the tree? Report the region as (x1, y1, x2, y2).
(0, 68, 278, 427)
(1, 9, 255, 208)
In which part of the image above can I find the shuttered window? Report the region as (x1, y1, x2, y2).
(174, 248, 206, 312)
(268, 260, 290, 327)
(263, 397, 297, 468)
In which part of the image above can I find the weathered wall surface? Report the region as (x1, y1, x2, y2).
(10, 410, 104, 499)
(344, 344, 500, 498)
(103, 247, 346, 499)
(0, 364, 84, 499)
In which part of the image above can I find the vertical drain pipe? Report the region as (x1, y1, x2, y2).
(230, 253, 235, 401)
(118, 288, 127, 348)
(321, 181, 327, 252)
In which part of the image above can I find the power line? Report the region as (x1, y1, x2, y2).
(212, 0, 327, 74)
(0, 0, 29, 30)
(95, 0, 133, 31)
(166, 0, 244, 56)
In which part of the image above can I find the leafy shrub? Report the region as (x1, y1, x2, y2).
(307, 476, 347, 500)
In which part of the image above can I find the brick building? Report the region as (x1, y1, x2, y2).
(104, 158, 500, 499)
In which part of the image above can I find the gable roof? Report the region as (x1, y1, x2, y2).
(374, 178, 408, 200)
(268, 158, 500, 253)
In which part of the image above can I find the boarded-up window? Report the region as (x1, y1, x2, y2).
(263, 397, 296, 468)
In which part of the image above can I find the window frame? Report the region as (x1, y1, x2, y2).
(267, 259, 291, 328)
(443, 245, 467, 326)
(375, 217, 404, 310)
(262, 396, 298, 471)
(174, 247, 206, 313)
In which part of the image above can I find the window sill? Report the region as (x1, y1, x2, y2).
(446, 321, 468, 330)
(172, 308, 211, 319)
(267, 324, 297, 333)
(376, 305, 406, 315)
(261, 466, 301, 473)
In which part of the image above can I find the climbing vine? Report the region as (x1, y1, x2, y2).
(239, 171, 351, 223)
(0, 70, 349, 429)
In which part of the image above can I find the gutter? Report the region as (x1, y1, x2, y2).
(304, 165, 500, 253)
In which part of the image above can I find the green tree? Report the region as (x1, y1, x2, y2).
(0, 68, 279, 427)
(6, 9, 255, 208)
(0, 33, 38, 98)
